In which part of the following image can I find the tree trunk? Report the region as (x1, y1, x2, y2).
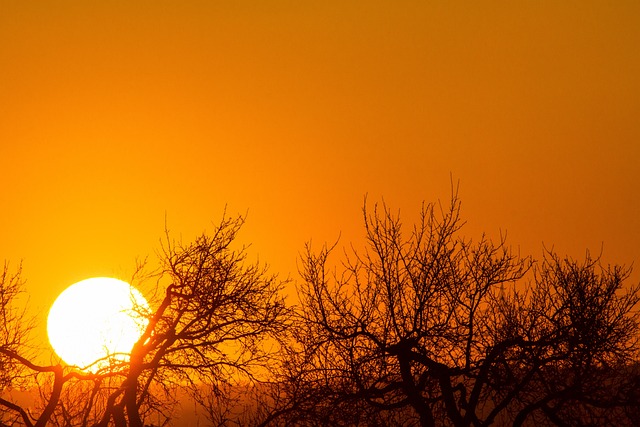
(398, 354, 435, 427)
(123, 347, 144, 427)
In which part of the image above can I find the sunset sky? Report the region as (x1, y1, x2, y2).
(1, 1, 639, 349)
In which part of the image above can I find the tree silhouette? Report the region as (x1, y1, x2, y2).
(0, 213, 290, 427)
(1, 199, 639, 426)
(502, 251, 640, 426)
(1, 262, 28, 394)
(0, 262, 81, 427)
(276, 192, 640, 426)
(94, 213, 290, 427)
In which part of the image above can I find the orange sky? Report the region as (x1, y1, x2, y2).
(1, 1, 639, 349)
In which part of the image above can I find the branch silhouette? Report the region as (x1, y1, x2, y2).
(271, 191, 640, 426)
(1, 197, 639, 426)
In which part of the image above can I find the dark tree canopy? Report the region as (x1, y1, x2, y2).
(1, 197, 639, 427)
(0, 214, 290, 427)
(274, 193, 640, 426)
(108, 214, 290, 427)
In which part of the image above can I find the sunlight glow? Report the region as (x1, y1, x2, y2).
(47, 277, 149, 371)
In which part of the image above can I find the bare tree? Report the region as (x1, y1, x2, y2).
(0, 261, 35, 426)
(0, 262, 85, 427)
(1, 262, 28, 394)
(499, 251, 640, 426)
(92, 213, 290, 427)
(278, 192, 640, 426)
(1, 213, 291, 427)
(3, 200, 639, 426)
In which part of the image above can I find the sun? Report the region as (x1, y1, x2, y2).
(47, 277, 149, 371)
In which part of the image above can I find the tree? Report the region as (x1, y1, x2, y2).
(95, 213, 290, 427)
(500, 251, 640, 426)
(0, 213, 291, 427)
(2, 199, 639, 426)
(280, 191, 640, 426)
(1, 262, 28, 394)
(0, 262, 79, 427)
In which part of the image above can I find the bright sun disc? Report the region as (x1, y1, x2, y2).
(47, 277, 149, 371)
